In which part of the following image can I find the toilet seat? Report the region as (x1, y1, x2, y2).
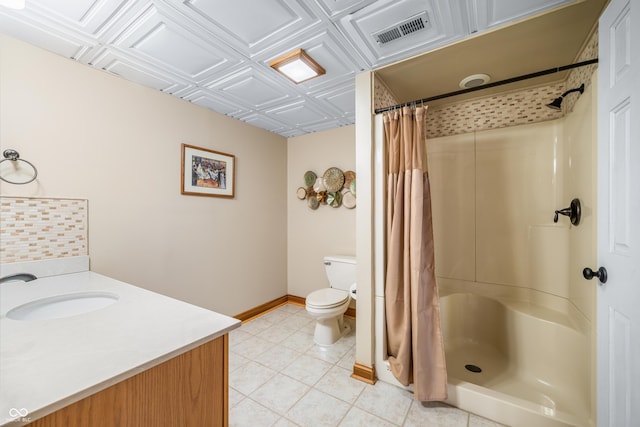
(306, 288, 349, 309)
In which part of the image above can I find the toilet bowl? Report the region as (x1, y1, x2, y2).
(306, 255, 356, 346)
(306, 288, 351, 346)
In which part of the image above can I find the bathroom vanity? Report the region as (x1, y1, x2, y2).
(0, 268, 240, 426)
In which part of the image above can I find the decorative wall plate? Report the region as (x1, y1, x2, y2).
(323, 167, 344, 192)
(313, 177, 326, 193)
(316, 191, 327, 204)
(342, 191, 356, 209)
(307, 196, 319, 210)
(296, 187, 307, 200)
(343, 170, 355, 189)
(327, 191, 342, 208)
(304, 171, 317, 187)
(306, 187, 317, 199)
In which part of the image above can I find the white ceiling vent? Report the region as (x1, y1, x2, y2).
(373, 12, 430, 45)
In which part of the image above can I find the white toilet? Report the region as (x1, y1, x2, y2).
(306, 255, 356, 346)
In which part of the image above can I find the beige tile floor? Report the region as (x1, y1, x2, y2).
(228, 303, 505, 427)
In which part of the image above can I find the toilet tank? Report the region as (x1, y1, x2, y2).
(323, 255, 356, 291)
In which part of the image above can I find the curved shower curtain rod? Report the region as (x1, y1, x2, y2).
(374, 58, 599, 114)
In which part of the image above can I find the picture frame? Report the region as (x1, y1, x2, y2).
(181, 143, 235, 198)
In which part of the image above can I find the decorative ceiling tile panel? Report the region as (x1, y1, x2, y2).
(0, 13, 89, 58)
(0, 0, 595, 137)
(183, 0, 320, 56)
(302, 119, 347, 133)
(209, 67, 294, 109)
(313, 83, 356, 118)
(265, 100, 328, 127)
(326, 92, 355, 116)
(91, 50, 181, 91)
(313, 0, 378, 18)
(106, 3, 245, 81)
(35, 0, 103, 23)
(477, 0, 575, 29)
(182, 88, 245, 116)
(337, 0, 467, 67)
(279, 129, 307, 137)
(259, 27, 367, 92)
(235, 112, 289, 133)
(32, 0, 131, 34)
(130, 23, 218, 74)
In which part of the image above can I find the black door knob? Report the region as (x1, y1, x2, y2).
(583, 266, 608, 284)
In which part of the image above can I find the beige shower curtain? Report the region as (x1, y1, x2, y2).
(383, 106, 447, 401)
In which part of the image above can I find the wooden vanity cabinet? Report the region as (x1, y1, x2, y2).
(28, 334, 229, 427)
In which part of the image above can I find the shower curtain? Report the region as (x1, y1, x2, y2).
(383, 106, 447, 401)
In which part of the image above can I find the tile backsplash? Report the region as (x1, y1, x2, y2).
(0, 197, 88, 264)
(374, 29, 598, 139)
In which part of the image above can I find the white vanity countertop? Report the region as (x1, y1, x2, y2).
(0, 271, 241, 425)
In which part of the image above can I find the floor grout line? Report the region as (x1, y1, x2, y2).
(228, 303, 503, 427)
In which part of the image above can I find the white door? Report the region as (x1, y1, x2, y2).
(597, 0, 640, 425)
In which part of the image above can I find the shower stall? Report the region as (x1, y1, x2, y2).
(371, 77, 597, 426)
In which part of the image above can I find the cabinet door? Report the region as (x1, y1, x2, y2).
(29, 335, 228, 427)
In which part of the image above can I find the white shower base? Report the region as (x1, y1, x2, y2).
(375, 289, 593, 427)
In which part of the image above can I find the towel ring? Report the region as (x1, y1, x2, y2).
(0, 149, 38, 184)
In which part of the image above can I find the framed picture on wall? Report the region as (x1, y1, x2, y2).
(181, 143, 235, 198)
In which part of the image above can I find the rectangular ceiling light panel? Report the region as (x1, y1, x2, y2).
(270, 49, 326, 83)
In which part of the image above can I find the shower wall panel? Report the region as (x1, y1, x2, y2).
(428, 120, 574, 299)
(428, 133, 475, 282)
(562, 74, 597, 323)
(475, 121, 565, 291)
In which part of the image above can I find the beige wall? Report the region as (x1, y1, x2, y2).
(0, 35, 287, 317)
(287, 125, 356, 299)
(354, 71, 375, 369)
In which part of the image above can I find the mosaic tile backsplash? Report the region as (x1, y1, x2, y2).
(375, 29, 598, 139)
(0, 197, 88, 263)
(424, 82, 568, 138)
(374, 76, 399, 111)
(565, 28, 598, 114)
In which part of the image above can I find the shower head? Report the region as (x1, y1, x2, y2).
(546, 83, 585, 110)
(546, 97, 564, 110)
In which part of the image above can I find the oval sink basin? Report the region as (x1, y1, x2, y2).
(7, 291, 119, 321)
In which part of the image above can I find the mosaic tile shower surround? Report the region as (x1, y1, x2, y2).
(0, 197, 88, 263)
(424, 82, 567, 138)
(565, 28, 598, 114)
(374, 76, 399, 111)
(374, 29, 598, 139)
